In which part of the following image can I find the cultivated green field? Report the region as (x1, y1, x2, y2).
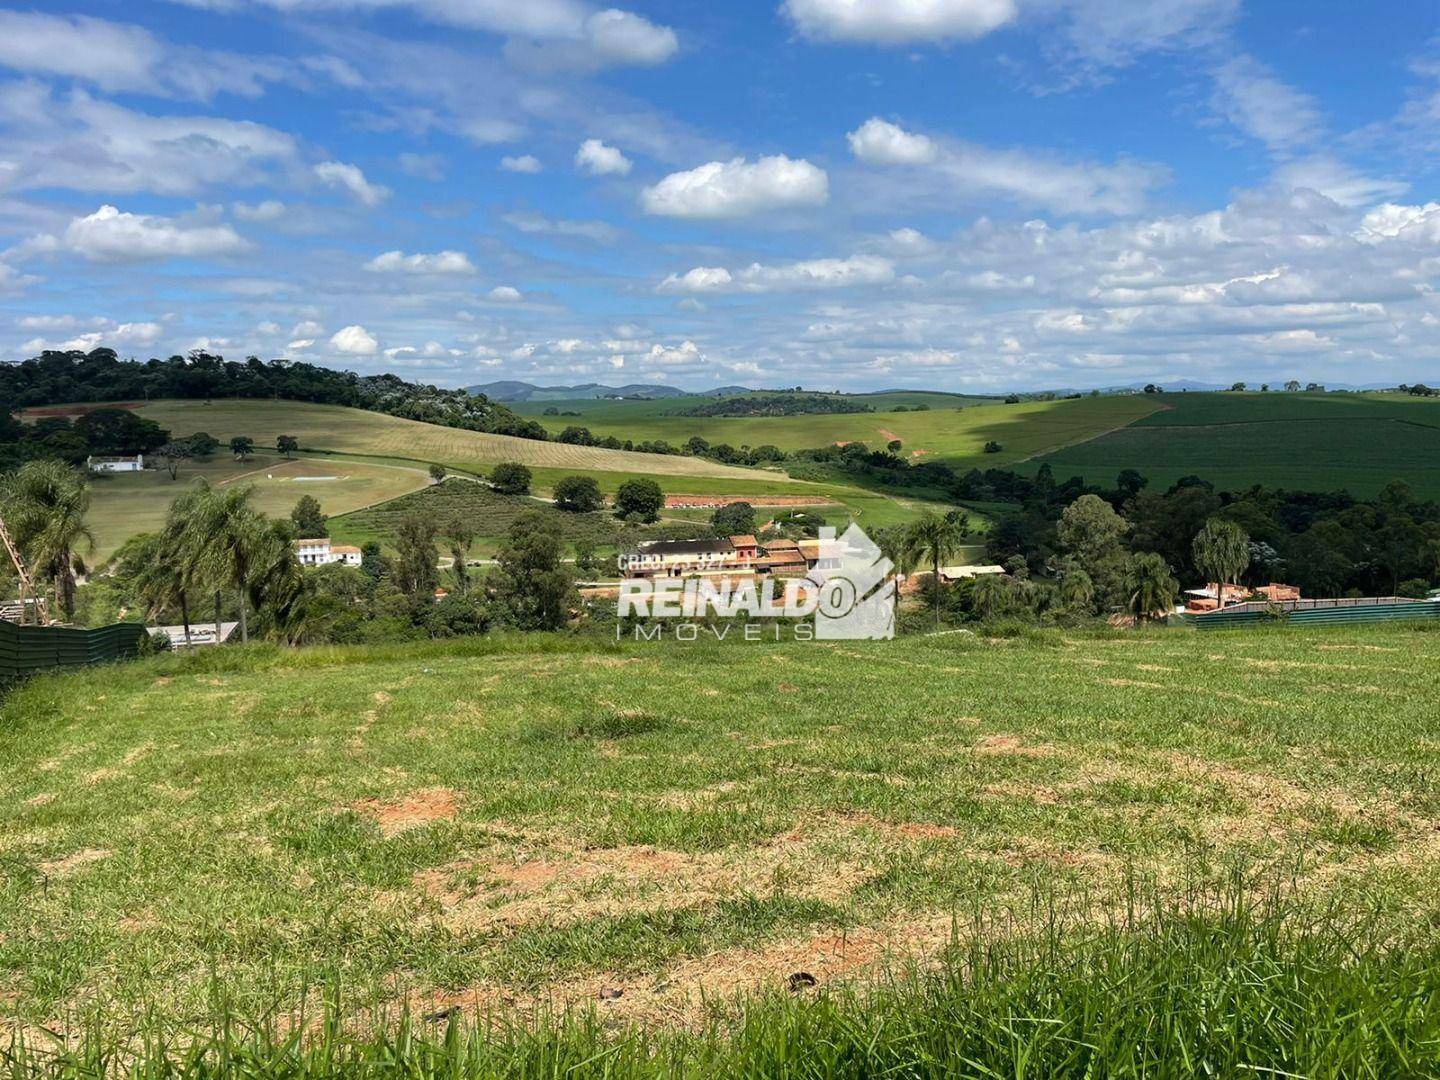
(4, 623, 1439, 1040)
(512, 389, 995, 421)
(514, 395, 1161, 468)
(121, 400, 788, 483)
(1029, 392, 1440, 497)
(84, 453, 427, 563)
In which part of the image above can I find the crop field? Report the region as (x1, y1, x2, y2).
(511, 389, 995, 421)
(84, 453, 426, 563)
(515, 395, 1161, 467)
(1029, 392, 1440, 497)
(123, 400, 785, 483)
(4, 623, 1440, 1048)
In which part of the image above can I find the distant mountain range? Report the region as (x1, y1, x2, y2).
(468, 381, 752, 402)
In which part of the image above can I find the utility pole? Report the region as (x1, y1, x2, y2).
(0, 512, 45, 626)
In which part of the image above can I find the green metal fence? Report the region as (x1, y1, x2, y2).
(1177, 597, 1440, 631)
(0, 620, 150, 682)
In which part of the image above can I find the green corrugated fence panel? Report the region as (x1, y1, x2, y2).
(0, 621, 148, 680)
(1192, 602, 1440, 631)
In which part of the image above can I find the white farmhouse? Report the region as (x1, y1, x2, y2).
(294, 538, 363, 567)
(87, 454, 145, 473)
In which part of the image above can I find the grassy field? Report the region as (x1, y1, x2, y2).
(84, 453, 426, 563)
(118, 400, 788, 483)
(4, 622, 1440, 1047)
(1028, 391, 1440, 497)
(513, 395, 1161, 468)
(329, 479, 710, 558)
(512, 389, 996, 421)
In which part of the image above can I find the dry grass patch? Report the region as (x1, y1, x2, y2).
(355, 788, 461, 837)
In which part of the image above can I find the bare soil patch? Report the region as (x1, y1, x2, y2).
(356, 788, 461, 837)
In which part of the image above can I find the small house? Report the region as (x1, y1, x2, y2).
(87, 454, 144, 473)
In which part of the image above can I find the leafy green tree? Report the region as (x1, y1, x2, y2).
(428, 463, 447, 483)
(444, 515, 477, 596)
(971, 573, 1010, 620)
(1058, 494, 1130, 610)
(887, 438, 903, 453)
(1116, 469, 1147, 498)
(3, 459, 93, 621)
(155, 441, 191, 480)
(490, 461, 532, 495)
(185, 432, 220, 458)
(290, 495, 328, 539)
(1192, 519, 1250, 609)
(1060, 569, 1095, 611)
(74, 408, 170, 454)
(394, 512, 439, 601)
(905, 511, 968, 628)
(230, 436, 254, 461)
(712, 501, 756, 537)
(615, 478, 663, 522)
(1125, 552, 1179, 621)
(490, 511, 575, 630)
(983, 441, 1002, 453)
(875, 525, 918, 628)
(276, 435, 299, 457)
(554, 475, 604, 513)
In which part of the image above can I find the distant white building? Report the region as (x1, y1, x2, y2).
(87, 454, 144, 473)
(149, 621, 238, 648)
(294, 537, 363, 567)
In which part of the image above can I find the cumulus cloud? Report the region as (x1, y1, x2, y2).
(782, 0, 1016, 44)
(500, 154, 543, 173)
(488, 285, 524, 301)
(848, 116, 1161, 216)
(641, 156, 829, 218)
(659, 255, 894, 293)
(848, 118, 938, 165)
(364, 249, 476, 274)
(575, 139, 632, 176)
(233, 199, 285, 222)
(62, 205, 249, 263)
(507, 9, 678, 71)
(329, 324, 378, 354)
(314, 161, 390, 206)
(1271, 157, 1407, 209)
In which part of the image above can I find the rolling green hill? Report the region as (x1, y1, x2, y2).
(1027, 392, 1440, 497)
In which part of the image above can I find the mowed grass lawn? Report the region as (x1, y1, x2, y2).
(517, 395, 1161, 468)
(127, 400, 789, 483)
(1029, 391, 1440, 497)
(84, 453, 426, 563)
(3, 624, 1440, 1035)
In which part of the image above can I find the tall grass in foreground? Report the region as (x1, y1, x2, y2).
(7, 883, 1440, 1078)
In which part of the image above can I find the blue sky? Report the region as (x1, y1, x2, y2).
(1, 0, 1439, 391)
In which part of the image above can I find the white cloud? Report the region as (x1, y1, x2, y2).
(488, 285, 524, 301)
(642, 339, 705, 367)
(329, 324, 378, 354)
(0, 85, 297, 196)
(847, 118, 938, 165)
(286, 338, 315, 351)
(502, 210, 618, 243)
(500, 154, 543, 173)
(507, 9, 678, 71)
(364, 249, 476, 274)
(782, 0, 1016, 44)
(233, 199, 285, 222)
(291, 320, 325, 337)
(660, 255, 894, 293)
(1355, 203, 1440, 244)
(1210, 55, 1322, 153)
(398, 152, 445, 180)
(1271, 157, 1407, 209)
(849, 117, 1161, 216)
(63, 205, 249, 263)
(575, 139, 632, 176)
(314, 161, 390, 206)
(641, 155, 829, 218)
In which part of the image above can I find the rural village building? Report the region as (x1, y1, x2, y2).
(86, 454, 144, 473)
(294, 537, 363, 567)
(628, 534, 840, 581)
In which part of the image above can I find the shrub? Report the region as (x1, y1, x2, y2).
(490, 461, 532, 495)
(553, 475, 604, 513)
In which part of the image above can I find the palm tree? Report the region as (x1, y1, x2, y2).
(1060, 568, 1095, 611)
(245, 518, 305, 642)
(3, 460, 93, 622)
(1192, 519, 1250, 610)
(971, 573, 1010, 621)
(875, 525, 918, 629)
(904, 511, 968, 628)
(120, 533, 192, 648)
(181, 481, 269, 644)
(1125, 552, 1179, 622)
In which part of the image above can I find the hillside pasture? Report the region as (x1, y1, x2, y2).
(123, 400, 790, 483)
(1028, 392, 1440, 497)
(3, 624, 1439, 1036)
(511, 389, 995, 422)
(83, 454, 426, 563)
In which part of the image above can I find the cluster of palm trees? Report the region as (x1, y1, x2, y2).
(877, 510, 972, 628)
(130, 481, 301, 645)
(1, 460, 93, 622)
